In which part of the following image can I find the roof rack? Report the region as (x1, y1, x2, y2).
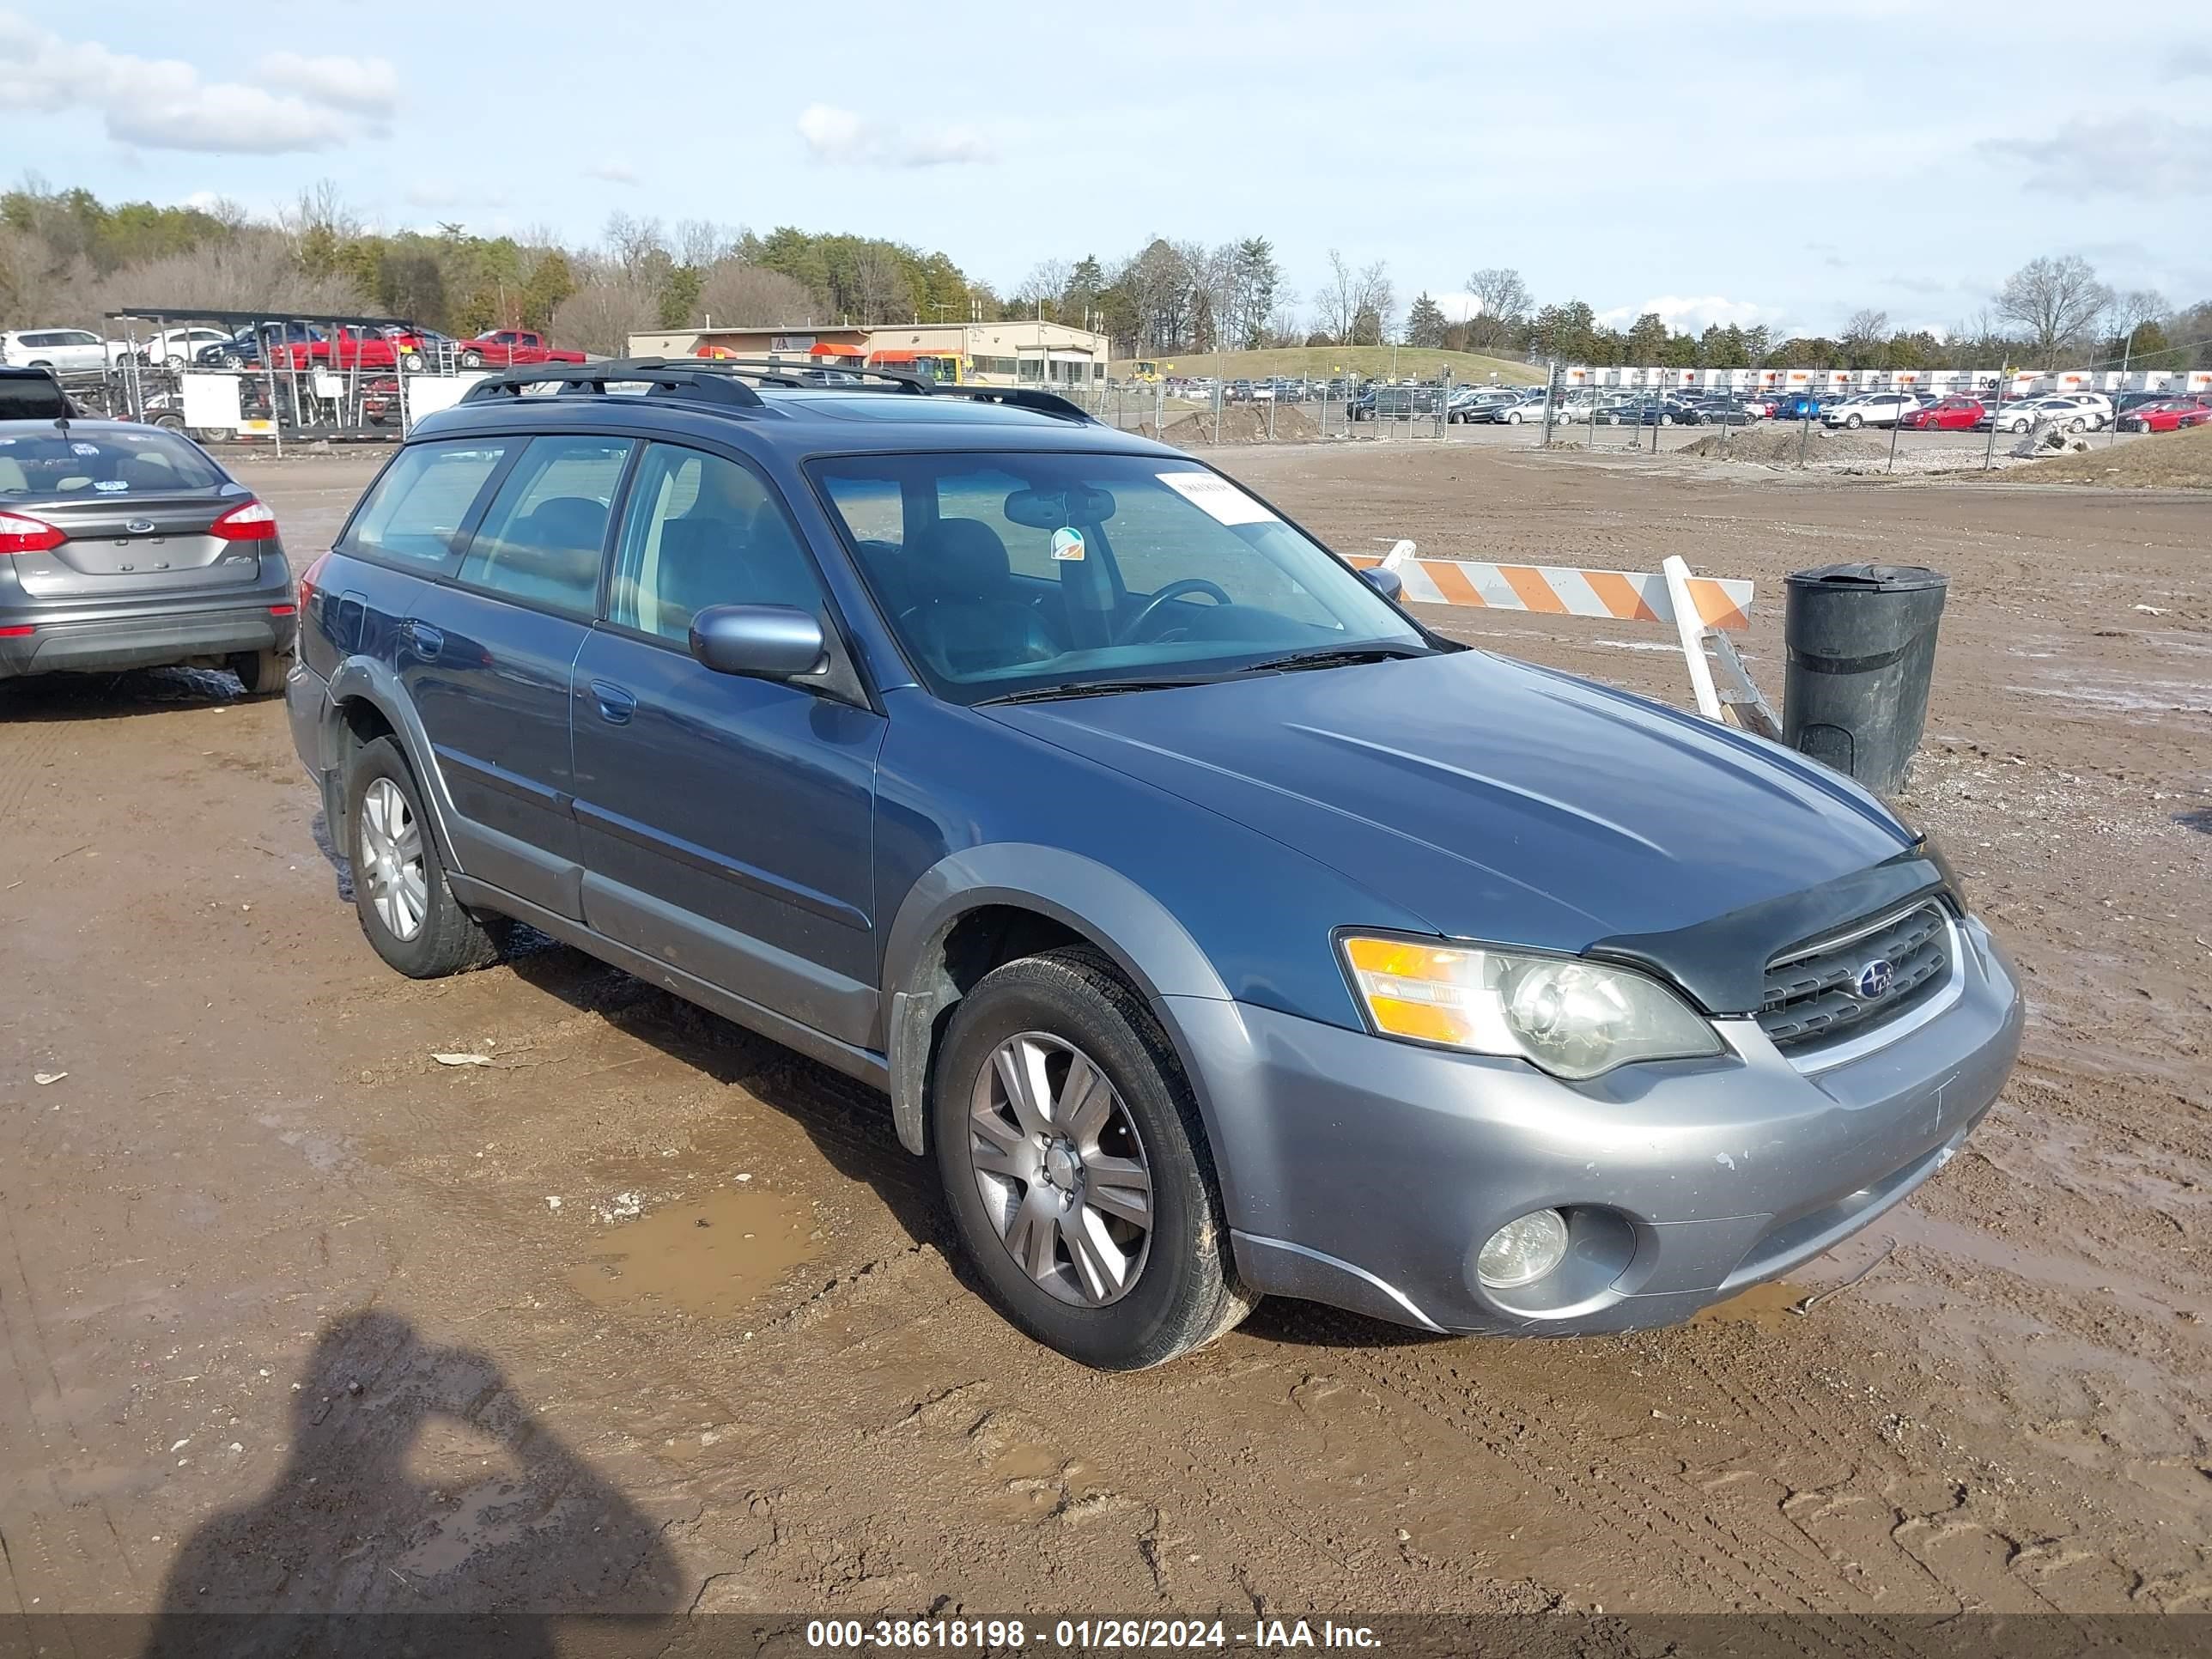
(458, 358, 764, 407)
(679, 356, 931, 393)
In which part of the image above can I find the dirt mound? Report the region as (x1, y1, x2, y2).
(1150, 402, 1322, 445)
(1680, 424, 1893, 465)
(1997, 422, 2212, 489)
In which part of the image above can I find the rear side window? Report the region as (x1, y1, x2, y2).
(344, 441, 510, 567)
(456, 435, 633, 618)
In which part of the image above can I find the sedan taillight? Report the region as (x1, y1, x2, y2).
(210, 499, 279, 542)
(0, 511, 65, 556)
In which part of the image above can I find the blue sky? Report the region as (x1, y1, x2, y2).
(6, 0, 2209, 338)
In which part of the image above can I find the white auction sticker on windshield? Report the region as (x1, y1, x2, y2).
(1158, 470, 1278, 526)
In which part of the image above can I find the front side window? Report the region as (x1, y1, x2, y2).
(456, 435, 633, 614)
(809, 451, 1427, 702)
(344, 440, 510, 567)
(607, 443, 827, 642)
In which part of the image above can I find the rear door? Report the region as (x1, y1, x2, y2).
(402, 433, 635, 921)
(1, 428, 269, 602)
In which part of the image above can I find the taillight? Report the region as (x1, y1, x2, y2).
(297, 550, 331, 614)
(0, 511, 65, 556)
(210, 499, 279, 542)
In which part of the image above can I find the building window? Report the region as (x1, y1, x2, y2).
(973, 356, 1018, 378)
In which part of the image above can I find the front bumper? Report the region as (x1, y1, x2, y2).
(1170, 917, 2023, 1335)
(0, 594, 296, 678)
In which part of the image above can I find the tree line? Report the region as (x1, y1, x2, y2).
(2, 179, 2203, 371)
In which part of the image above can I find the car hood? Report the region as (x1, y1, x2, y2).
(982, 649, 1912, 964)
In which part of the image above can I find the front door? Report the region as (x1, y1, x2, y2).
(401, 433, 634, 919)
(568, 441, 884, 1047)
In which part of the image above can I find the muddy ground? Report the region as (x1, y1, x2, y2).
(2, 441, 2207, 1636)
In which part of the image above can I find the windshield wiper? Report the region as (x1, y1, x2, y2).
(1233, 645, 1429, 675)
(976, 676, 1224, 706)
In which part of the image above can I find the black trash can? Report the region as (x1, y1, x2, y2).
(1782, 563, 1948, 794)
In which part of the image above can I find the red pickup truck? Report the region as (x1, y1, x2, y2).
(278, 325, 447, 374)
(457, 329, 587, 368)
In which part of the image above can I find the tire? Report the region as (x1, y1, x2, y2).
(164, 354, 186, 369)
(401, 351, 424, 373)
(343, 737, 502, 980)
(150, 412, 185, 432)
(2067, 417, 2086, 434)
(1505, 410, 1522, 424)
(228, 647, 288, 697)
(459, 349, 483, 368)
(221, 353, 244, 369)
(932, 947, 1254, 1370)
(1845, 413, 1863, 428)
(1659, 414, 1674, 427)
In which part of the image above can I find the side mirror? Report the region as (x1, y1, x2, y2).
(1360, 567, 1404, 602)
(688, 605, 826, 680)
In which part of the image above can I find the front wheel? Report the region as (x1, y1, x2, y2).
(1845, 413, 1863, 428)
(344, 738, 503, 980)
(1659, 414, 1674, 427)
(2067, 417, 2086, 433)
(401, 351, 425, 372)
(1505, 410, 1522, 424)
(933, 948, 1253, 1370)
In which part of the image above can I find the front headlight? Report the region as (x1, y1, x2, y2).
(1340, 935, 1722, 1080)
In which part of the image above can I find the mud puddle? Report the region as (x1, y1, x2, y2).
(566, 1186, 817, 1317)
(1691, 1279, 1808, 1329)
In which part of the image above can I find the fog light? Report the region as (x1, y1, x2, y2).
(1478, 1209, 1571, 1289)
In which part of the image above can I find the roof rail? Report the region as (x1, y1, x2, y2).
(928, 385, 1095, 423)
(459, 358, 764, 407)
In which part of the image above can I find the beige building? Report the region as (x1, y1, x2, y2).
(625, 319, 1111, 387)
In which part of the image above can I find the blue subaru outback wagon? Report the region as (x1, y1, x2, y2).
(288, 359, 2022, 1369)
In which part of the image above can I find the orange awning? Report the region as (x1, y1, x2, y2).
(810, 341, 864, 357)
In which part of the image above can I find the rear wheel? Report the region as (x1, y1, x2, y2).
(228, 647, 287, 697)
(459, 349, 483, 368)
(933, 948, 1253, 1370)
(344, 738, 501, 979)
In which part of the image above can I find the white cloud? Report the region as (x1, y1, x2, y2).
(253, 50, 400, 118)
(1983, 118, 2212, 201)
(1595, 295, 1790, 334)
(586, 160, 640, 185)
(0, 11, 364, 154)
(797, 103, 994, 168)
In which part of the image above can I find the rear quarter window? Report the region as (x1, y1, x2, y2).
(342, 440, 512, 568)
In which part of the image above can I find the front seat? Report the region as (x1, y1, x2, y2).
(496, 495, 607, 608)
(905, 518, 1059, 678)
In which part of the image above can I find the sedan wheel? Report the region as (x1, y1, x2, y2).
(969, 1031, 1152, 1308)
(357, 777, 429, 944)
(2067, 417, 2086, 433)
(1845, 413, 1863, 428)
(1659, 414, 1674, 427)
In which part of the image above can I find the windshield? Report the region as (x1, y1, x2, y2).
(808, 451, 1429, 703)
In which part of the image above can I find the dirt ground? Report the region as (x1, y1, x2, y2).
(2, 440, 2207, 1637)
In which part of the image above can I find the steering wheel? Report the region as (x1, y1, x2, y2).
(1116, 578, 1233, 643)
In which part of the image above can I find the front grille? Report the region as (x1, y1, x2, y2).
(1758, 901, 1951, 1051)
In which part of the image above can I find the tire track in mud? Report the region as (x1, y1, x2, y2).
(1336, 1340, 1864, 1614)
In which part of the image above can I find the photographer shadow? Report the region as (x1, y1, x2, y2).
(144, 1309, 684, 1658)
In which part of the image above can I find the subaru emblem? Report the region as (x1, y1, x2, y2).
(1854, 958, 1896, 1000)
(126, 518, 155, 534)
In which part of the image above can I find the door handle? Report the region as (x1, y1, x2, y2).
(402, 619, 443, 660)
(589, 679, 636, 725)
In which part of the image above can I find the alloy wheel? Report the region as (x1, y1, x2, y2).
(357, 778, 429, 942)
(969, 1031, 1153, 1307)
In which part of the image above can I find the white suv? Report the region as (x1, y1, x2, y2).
(0, 328, 112, 374)
(1822, 392, 1919, 429)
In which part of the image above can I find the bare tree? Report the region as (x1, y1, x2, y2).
(672, 219, 735, 270)
(1465, 267, 1532, 324)
(1355, 260, 1394, 345)
(1319, 249, 1358, 344)
(1014, 258, 1073, 316)
(2108, 288, 2169, 357)
(696, 260, 815, 326)
(602, 211, 670, 281)
(1996, 255, 2113, 368)
(82, 229, 365, 324)
(554, 279, 664, 356)
(848, 242, 911, 324)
